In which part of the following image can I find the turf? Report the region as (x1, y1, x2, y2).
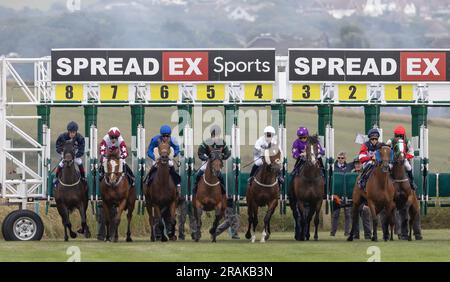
(0, 230, 449, 262)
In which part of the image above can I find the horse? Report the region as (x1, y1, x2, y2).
(54, 140, 91, 241)
(100, 148, 136, 242)
(245, 144, 282, 243)
(348, 144, 396, 242)
(144, 140, 178, 242)
(289, 135, 324, 241)
(391, 138, 419, 241)
(193, 147, 226, 242)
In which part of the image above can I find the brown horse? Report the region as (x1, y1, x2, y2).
(290, 135, 324, 241)
(193, 147, 226, 242)
(245, 144, 282, 243)
(54, 140, 91, 241)
(348, 144, 396, 242)
(100, 148, 136, 242)
(144, 140, 178, 242)
(391, 138, 419, 241)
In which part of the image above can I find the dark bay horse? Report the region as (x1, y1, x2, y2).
(193, 147, 226, 242)
(245, 144, 282, 243)
(54, 140, 91, 241)
(100, 148, 136, 242)
(348, 144, 396, 242)
(391, 138, 419, 241)
(290, 135, 324, 241)
(144, 140, 177, 242)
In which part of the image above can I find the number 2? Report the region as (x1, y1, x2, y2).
(348, 85, 357, 99)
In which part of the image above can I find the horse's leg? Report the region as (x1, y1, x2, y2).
(146, 204, 155, 242)
(57, 205, 70, 241)
(261, 198, 278, 243)
(168, 200, 178, 241)
(305, 205, 313, 241)
(126, 207, 133, 242)
(381, 209, 390, 242)
(297, 201, 306, 241)
(368, 200, 378, 242)
(388, 201, 397, 242)
(251, 206, 258, 243)
(103, 203, 111, 242)
(245, 201, 253, 240)
(347, 189, 362, 241)
(78, 201, 91, 239)
(193, 203, 203, 242)
(210, 202, 223, 243)
(313, 200, 323, 241)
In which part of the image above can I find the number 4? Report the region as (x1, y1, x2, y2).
(254, 85, 263, 99)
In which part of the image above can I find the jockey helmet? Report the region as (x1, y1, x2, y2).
(160, 125, 171, 135)
(108, 127, 121, 139)
(67, 121, 79, 132)
(368, 128, 380, 139)
(394, 125, 406, 136)
(264, 126, 276, 135)
(296, 127, 309, 137)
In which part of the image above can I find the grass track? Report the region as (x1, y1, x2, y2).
(1, 230, 450, 262)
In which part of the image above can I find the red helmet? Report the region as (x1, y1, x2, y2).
(108, 127, 121, 138)
(394, 125, 406, 136)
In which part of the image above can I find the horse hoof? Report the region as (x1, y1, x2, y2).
(251, 236, 256, 243)
(408, 237, 412, 241)
(209, 228, 215, 236)
(70, 232, 77, 239)
(113, 238, 118, 243)
(64, 237, 69, 242)
(347, 237, 353, 242)
(85, 232, 91, 239)
(97, 236, 105, 241)
(126, 237, 133, 242)
(170, 235, 177, 241)
(314, 237, 318, 241)
(371, 237, 378, 242)
(245, 232, 251, 240)
(77, 228, 83, 234)
(265, 234, 270, 241)
(195, 238, 199, 242)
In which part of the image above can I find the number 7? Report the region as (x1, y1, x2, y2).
(111, 85, 118, 99)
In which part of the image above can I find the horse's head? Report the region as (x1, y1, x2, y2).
(104, 148, 123, 186)
(263, 144, 283, 173)
(392, 138, 405, 163)
(62, 140, 75, 167)
(154, 140, 173, 166)
(378, 144, 392, 172)
(305, 135, 321, 166)
(208, 147, 223, 177)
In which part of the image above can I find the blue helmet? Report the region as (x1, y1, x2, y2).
(67, 121, 79, 132)
(160, 125, 172, 135)
(368, 128, 380, 138)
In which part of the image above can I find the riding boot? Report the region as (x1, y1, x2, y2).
(248, 164, 259, 185)
(53, 166, 62, 186)
(277, 170, 285, 185)
(169, 166, 181, 187)
(406, 170, 417, 190)
(193, 171, 203, 195)
(218, 174, 226, 194)
(78, 164, 86, 180)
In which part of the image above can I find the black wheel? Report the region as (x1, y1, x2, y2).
(1, 211, 15, 240)
(2, 210, 44, 241)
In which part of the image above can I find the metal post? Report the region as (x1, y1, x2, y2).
(318, 105, 333, 214)
(37, 105, 50, 214)
(131, 105, 145, 213)
(177, 104, 193, 203)
(412, 105, 428, 215)
(271, 102, 287, 214)
(225, 104, 240, 213)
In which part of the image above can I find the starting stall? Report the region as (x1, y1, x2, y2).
(1, 49, 450, 240)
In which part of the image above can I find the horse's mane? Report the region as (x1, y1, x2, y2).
(108, 148, 121, 159)
(307, 134, 319, 145)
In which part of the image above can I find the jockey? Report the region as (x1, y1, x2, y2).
(55, 121, 85, 184)
(386, 125, 416, 190)
(194, 125, 231, 194)
(146, 125, 181, 188)
(291, 126, 325, 176)
(248, 126, 284, 185)
(99, 127, 135, 186)
(358, 128, 382, 190)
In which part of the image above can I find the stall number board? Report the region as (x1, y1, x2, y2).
(243, 84, 273, 101)
(55, 84, 84, 101)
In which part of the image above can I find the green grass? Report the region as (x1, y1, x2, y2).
(0, 230, 450, 262)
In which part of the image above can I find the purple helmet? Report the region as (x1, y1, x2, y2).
(297, 127, 309, 137)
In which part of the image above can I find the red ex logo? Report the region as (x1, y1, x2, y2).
(163, 51, 208, 81)
(400, 52, 446, 81)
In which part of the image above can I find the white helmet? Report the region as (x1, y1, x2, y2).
(264, 126, 276, 135)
